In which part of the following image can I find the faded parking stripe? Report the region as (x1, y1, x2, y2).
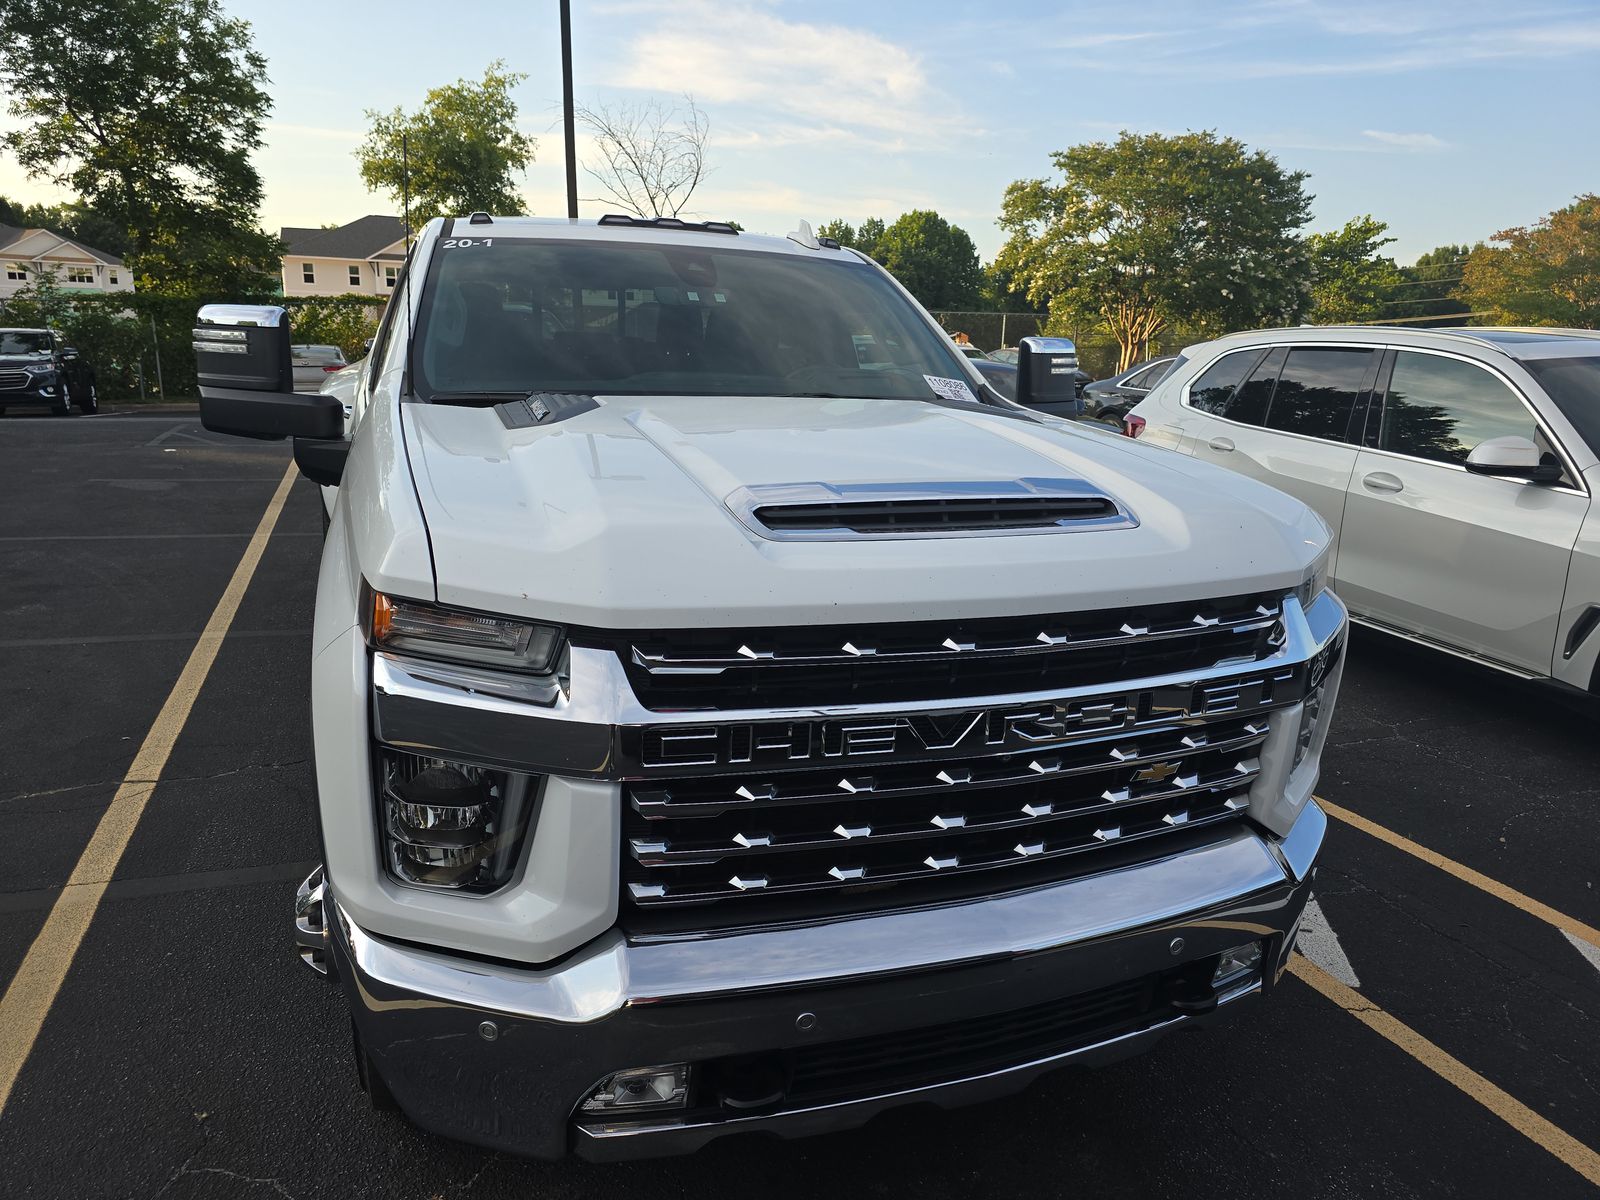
(0, 463, 299, 1115)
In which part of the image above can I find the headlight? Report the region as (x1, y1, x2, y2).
(1295, 546, 1331, 610)
(22, 363, 53, 375)
(377, 748, 539, 892)
(365, 586, 565, 675)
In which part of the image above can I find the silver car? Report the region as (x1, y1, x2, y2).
(290, 343, 347, 391)
(1127, 326, 1600, 692)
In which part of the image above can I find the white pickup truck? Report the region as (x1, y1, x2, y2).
(192, 213, 1345, 1161)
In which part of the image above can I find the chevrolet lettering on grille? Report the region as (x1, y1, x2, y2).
(635, 666, 1299, 772)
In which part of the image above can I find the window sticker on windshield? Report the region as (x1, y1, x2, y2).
(924, 375, 978, 403)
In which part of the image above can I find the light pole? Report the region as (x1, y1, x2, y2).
(560, 0, 578, 219)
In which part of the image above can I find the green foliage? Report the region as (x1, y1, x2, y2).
(813, 213, 979, 308)
(1381, 243, 1474, 324)
(1460, 195, 1600, 328)
(2, 273, 152, 399)
(1305, 215, 1404, 324)
(357, 62, 535, 222)
(874, 211, 983, 310)
(0, 0, 274, 279)
(286, 297, 385, 362)
(997, 130, 1312, 371)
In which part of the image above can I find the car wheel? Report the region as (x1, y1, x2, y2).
(54, 389, 73, 416)
(76, 384, 98, 415)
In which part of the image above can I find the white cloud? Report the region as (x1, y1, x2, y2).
(607, 1, 972, 144)
(1361, 129, 1448, 151)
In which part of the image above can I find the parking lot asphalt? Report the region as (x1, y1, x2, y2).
(2, 413, 1598, 1199)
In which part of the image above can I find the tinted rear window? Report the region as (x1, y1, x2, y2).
(1524, 356, 1600, 457)
(1264, 347, 1373, 441)
(1186, 349, 1260, 414)
(1227, 346, 1286, 426)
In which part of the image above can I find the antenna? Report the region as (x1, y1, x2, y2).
(402, 131, 416, 397)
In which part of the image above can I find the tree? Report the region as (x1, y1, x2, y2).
(0, 196, 130, 258)
(577, 95, 709, 219)
(0, 0, 273, 281)
(1460, 196, 1600, 328)
(357, 62, 534, 222)
(997, 131, 1312, 371)
(816, 217, 885, 261)
(1382, 243, 1474, 324)
(873, 211, 983, 310)
(1304, 215, 1404, 324)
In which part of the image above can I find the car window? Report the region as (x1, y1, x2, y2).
(414, 238, 969, 401)
(1123, 362, 1160, 389)
(1224, 346, 1286, 426)
(1186, 349, 1261, 414)
(1142, 358, 1175, 387)
(1380, 351, 1539, 466)
(1524, 356, 1600, 458)
(1264, 347, 1373, 441)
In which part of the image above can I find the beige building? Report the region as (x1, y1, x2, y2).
(280, 215, 408, 298)
(0, 225, 134, 301)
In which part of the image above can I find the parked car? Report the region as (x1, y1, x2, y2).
(1082, 357, 1177, 425)
(0, 327, 98, 415)
(1127, 325, 1600, 690)
(972, 357, 1095, 417)
(191, 213, 1343, 1161)
(986, 346, 1018, 365)
(291, 343, 347, 391)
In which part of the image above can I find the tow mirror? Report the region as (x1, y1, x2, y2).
(1464, 436, 1561, 484)
(1015, 336, 1083, 415)
(195, 304, 347, 486)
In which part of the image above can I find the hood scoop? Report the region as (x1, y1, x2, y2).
(728, 478, 1137, 541)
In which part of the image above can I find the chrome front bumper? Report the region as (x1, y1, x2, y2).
(329, 800, 1324, 1161)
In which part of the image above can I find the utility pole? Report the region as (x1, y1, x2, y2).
(560, 0, 578, 218)
(149, 313, 165, 399)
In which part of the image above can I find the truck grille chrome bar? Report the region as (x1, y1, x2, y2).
(622, 712, 1270, 914)
(617, 593, 1284, 710)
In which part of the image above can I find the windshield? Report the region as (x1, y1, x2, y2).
(0, 331, 51, 356)
(1525, 355, 1600, 457)
(413, 237, 972, 402)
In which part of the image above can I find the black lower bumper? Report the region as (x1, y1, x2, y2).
(329, 806, 1322, 1161)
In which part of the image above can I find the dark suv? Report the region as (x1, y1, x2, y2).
(0, 328, 98, 415)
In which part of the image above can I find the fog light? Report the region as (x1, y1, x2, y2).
(581, 1065, 690, 1113)
(1213, 941, 1263, 986)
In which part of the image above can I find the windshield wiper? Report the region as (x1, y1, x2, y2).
(425, 390, 531, 407)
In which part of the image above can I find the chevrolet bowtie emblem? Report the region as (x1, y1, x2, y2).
(1132, 760, 1180, 784)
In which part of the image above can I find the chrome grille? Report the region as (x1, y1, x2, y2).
(622, 711, 1273, 920)
(0, 371, 30, 391)
(618, 592, 1284, 710)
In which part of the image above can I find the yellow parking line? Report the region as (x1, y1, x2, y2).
(1290, 955, 1600, 1187)
(0, 462, 299, 1116)
(1317, 796, 1600, 952)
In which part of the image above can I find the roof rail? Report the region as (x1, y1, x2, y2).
(596, 214, 739, 235)
(1211, 323, 1522, 356)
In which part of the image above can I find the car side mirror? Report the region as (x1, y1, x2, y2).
(61, 347, 78, 360)
(194, 303, 348, 485)
(1465, 436, 1562, 483)
(1015, 336, 1082, 413)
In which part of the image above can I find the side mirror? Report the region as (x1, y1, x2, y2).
(1465, 436, 1562, 484)
(61, 346, 78, 360)
(195, 303, 348, 485)
(1015, 336, 1083, 415)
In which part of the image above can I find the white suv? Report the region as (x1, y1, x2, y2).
(1128, 326, 1600, 690)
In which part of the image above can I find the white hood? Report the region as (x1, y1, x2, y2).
(402, 395, 1328, 629)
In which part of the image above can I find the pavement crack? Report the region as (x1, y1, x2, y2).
(0, 758, 310, 809)
(173, 1168, 301, 1199)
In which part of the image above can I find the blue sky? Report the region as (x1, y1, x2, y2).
(5, 0, 1599, 266)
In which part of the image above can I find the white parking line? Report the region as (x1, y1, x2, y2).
(1562, 932, 1600, 980)
(1296, 898, 1360, 987)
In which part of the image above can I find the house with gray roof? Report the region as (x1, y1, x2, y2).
(280, 215, 408, 297)
(0, 225, 133, 300)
